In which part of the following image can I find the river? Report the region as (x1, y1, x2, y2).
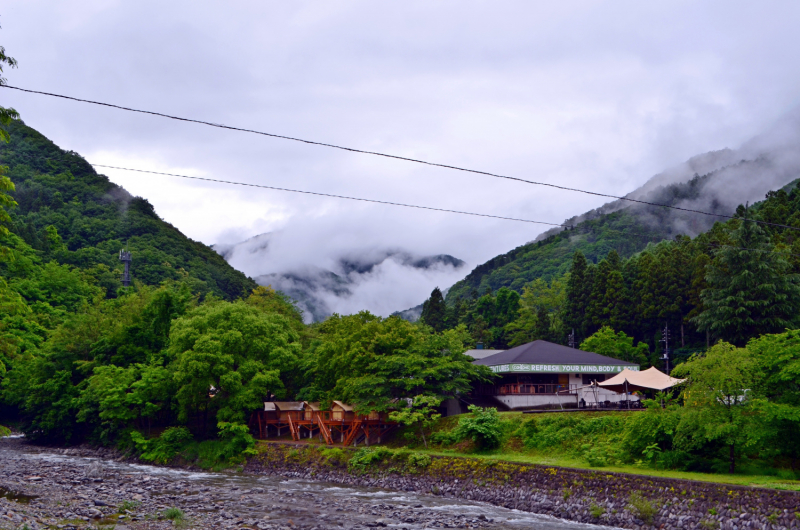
(0, 436, 619, 530)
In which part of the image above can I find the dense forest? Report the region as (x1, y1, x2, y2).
(0, 118, 491, 454)
(422, 185, 800, 364)
(0, 120, 258, 301)
(444, 160, 798, 304)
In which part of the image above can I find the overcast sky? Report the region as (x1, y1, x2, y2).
(2, 1, 800, 310)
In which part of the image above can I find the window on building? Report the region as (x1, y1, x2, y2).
(582, 374, 606, 385)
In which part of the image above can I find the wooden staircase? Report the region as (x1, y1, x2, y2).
(287, 414, 300, 441)
(342, 419, 363, 446)
(316, 414, 334, 445)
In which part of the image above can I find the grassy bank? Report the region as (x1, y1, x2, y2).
(384, 410, 800, 491)
(249, 442, 800, 529)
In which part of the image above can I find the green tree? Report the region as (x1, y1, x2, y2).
(245, 285, 304, 330)
(672, 342, 763, 473)
(579, 326, 648, 366)
(388, 394, 441, 448)
(76, 362, 175, 444)
(506, 276, 566, 346)
(420, 287, 447, 332)
(745, 330, 800, 465)
(168, 301, 301, 435)
(588, 251, 624, 330)
(303, 312, 492, 412)
(694, 218, 800, 345)
(563, 251, 592, 340)
(453, 405, 502, 450)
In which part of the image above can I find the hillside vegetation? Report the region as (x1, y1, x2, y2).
(423, 183, 800, 354)
(0, 120, 257, 301)
(446, 165, 789, 304)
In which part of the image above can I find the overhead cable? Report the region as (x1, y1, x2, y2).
(5, 85, 800, 233)
(94, 165, 800, 257)
(90, 164, 565, 226)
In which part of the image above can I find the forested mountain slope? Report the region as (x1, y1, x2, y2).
(445, 111, 800, 304)
(0, 120, 256, 300)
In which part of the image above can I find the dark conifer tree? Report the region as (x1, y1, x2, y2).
(588, 257, 613, 329)
(420, 287, 447, 332)
(534, 305, 551, 341)
(495, 287, 521, 327)
(694, 218, 800, 345)
(563, 251, 592, 340)
(444, 298, 463, 329)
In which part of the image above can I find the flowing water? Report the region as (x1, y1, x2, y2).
(0, 438, 620, 529)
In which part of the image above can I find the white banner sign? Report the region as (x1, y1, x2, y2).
(489, 363, 638, 374)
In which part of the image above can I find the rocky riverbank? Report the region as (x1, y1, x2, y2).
(3, 436, 799, 530)
(247, 443, 800, 530)
(0, 437, 607, 530)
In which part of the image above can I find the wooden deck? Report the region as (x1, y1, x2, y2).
(249, 410, 396, 446)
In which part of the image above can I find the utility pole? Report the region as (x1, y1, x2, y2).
(568, 328, 576, 349)
(660, 323, 670, 374)
(119, 249, 132, 287)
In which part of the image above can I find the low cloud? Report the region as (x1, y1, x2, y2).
(216, 227, 467, 322)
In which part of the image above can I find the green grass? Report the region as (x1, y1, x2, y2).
(415, 447, 800, 490)
(389, 411, 800, 491)
(117, 500, 140, 513)
(163, 507, 184, 521)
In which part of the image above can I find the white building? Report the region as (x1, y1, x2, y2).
(468, 340, 640, 410)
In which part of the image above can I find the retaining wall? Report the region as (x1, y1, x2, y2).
(246, 443, 800, 530)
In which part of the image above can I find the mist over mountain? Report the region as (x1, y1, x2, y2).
(534, 108, 800, 243)
(213, 232, 466, 323)
(445, 108, 800, 302)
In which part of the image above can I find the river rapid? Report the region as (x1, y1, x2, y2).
(0, 437, 619, 530)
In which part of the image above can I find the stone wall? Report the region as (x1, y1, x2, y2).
(246, 443, 800, 530)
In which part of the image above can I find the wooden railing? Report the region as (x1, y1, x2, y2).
(249, 409, 395, 446)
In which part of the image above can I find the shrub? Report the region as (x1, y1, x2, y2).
(163, 507, 184, 521)
(453, 405, 502, 450)
(430, 430, 456, 446)
(117, 500, 140, 513)
(621, 407, 680, 461)
(589, 503, 605, 518)
(321, 447, 348, 467)
(130, 427, 193, 464)
(582, 445, 609, 467)
(217, 421, 257, 461)
(628, 492, 657, 525)
(348, 447, 392, 474)
(407, 452, 432, 471)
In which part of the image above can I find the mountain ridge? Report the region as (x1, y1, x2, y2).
(0, 120, 257, 300)
(443, 110, 800, 305)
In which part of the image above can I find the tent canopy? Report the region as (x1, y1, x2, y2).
(597, 367, 685, 393)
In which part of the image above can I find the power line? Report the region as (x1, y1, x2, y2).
(93, 165, 800, 258)
(6, 84, 800, 234)
(90, 163, 566, 227)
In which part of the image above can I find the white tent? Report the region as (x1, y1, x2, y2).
(598, 367, 685, 393)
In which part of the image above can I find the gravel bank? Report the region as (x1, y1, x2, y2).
(0, 437, 610, 530)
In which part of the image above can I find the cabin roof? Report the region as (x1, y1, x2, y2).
(331, 400, 354, 412)
(270, 401, 306, 411)
(472, 340, 638, 367)
(464, 348, 505, 360)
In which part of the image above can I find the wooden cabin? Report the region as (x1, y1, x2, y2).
(274, 401, 305, 421)
(250, 399, 395, 447)
(304, 402, 321, 420)
(331, 401, 355, 421)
